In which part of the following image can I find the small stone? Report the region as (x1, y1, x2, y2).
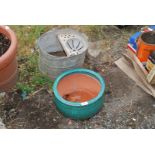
(88, 42, 102, 58)
(9, 109, 15, 113)
(101, 69, 105, 72)
(68, 120, 72, 125)
(0, 92, 6, 98)
(0, 118, 6, 129)
(88, 49, 101, 58)
(132, 118, 136, 121)
(0, 92, 6, 104)
(144, 116, 148, 119)
(53, 118, 56, 122)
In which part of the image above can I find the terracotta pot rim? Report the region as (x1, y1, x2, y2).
(140, 31, 155, 46)
(53, 68, 105, 107)
(0, 25, 17, 69)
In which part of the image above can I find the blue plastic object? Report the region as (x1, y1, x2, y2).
(149, 25, 155, 30)
(128, 31, 141, 51)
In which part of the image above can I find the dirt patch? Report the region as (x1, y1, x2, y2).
(0, 89, 62, 129)
(1, 67, 155, 129)
(0, 33, 11, 56)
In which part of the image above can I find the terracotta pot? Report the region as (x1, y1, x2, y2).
(0, 26, 17, 92)
(137, 31, 155, 62)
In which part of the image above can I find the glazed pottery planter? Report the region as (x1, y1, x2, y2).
(53, 68, 105, 120)
(0, 26, 17, 91)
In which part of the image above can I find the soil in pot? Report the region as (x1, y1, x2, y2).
(57, 73, 101, 102)
(0, 33, 11, 57)
(141, 31, 155, 44)
(48, 51, 67, 57)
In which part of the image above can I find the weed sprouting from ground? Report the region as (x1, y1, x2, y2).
(10, 26, 54, 94)
(17, 52, 53, 94)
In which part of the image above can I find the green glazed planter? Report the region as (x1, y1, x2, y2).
(53, 68, 105, 120)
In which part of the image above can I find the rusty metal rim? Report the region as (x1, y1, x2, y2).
(140, 31, 155, 46)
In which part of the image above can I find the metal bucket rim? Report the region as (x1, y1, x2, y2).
(36, 28, 88, 58)
(39, 49, 86, 60)
(140, 31, 155, 46)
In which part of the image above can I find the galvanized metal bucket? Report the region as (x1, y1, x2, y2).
(37, 29, 88, 80)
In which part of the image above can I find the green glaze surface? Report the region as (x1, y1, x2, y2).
(53, 68, 105, 120)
